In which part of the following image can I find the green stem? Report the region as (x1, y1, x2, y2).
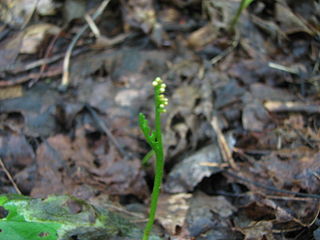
(142, 88, 165, 240)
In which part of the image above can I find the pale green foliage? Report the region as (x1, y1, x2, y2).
(0, 194, 161, 240)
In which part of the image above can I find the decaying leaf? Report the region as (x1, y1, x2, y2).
(0, 0, 59, 27)
(187, 24, 218, 49)
(20, 23, 60, 54)
(157, 193, 192, 235)
(236, 220, 274, 240)
(275, 2, 314, 35)
(0, 133, 35, 173)
(164, 144, 222, 193)
(185, 191, 238, 239)
(0, 85, 22, 100)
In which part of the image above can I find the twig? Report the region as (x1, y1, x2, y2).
(0, 157, 22, 194)
(0, 67, 62, 87)
(268, 62, 301, 75)
(61, 0, 111, 89)
(224, 169, 320, 199)
(103, 203, 145, 219)
(84, 14, 101, 38)
(210, 31, 239, 65)
(210, 116, 238, 170)
(264, 101, 320, 114)
(29, 30, 64, 87)
(8, 48, 85, 73)
(85, 105, 129, 159)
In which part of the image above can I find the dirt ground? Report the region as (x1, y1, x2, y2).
(0, 0, 320, 239)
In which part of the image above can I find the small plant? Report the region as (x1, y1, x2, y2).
(139, 77, 168, 240)
(229, 0, 255, 32)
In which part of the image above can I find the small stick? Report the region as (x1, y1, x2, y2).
(210, 116, 238, 170)
(29, 30, 64, 87)
(224, 170, 320, 199)
(0, 157, 22, 194)
(268, 62, 300, 75)
(0, 66, 62, 87)
(84, 14, 101, 38)
(61, 0, 111, 89)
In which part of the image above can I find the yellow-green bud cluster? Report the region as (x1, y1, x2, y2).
(152, 77, 168, 113)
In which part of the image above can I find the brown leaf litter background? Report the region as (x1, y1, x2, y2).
(0, 0, 320, 239)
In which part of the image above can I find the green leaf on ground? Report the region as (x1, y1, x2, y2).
(0, 194, 161, 240)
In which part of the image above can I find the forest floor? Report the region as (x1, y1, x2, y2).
(0, 0, 320, 239)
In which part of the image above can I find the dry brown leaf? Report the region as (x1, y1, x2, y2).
(20, 23, 61, 54)
(187, 24, 218, 49)
(242, 101, 271, 132)
(237, 220, 274, 240)
(0, 133, 35, 173)
(157, 193, 192, 235)
(164, 144, 222, 193)
(275, 2, 314, 35)
(0, 85, 23, 100)
(121, 0, 156, 33)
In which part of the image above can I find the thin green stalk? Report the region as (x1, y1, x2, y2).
(229, 0, 255, 32)
(139, 77, 168, 240)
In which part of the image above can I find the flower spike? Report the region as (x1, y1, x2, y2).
(139, 77, 168, 240)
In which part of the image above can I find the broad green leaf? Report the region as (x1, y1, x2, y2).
(0, 194, 161, 240)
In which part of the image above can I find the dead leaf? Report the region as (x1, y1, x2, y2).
(242, 101, 271, 132)
(36, 0, 58, 16)
(63, 0, 86, 23)
(275, 2, 314, 35)
(164, 144, 222, 193)
(121, 0, 156, 33)
(236, 220, 274, 240)
(156, 193, 192, 235)
(0, 132, 35, 173)
(0, 32, 23, 71)
(0, 0, 37, 26)
(185, 191, 238, 239)
(1, 0, 58, 26)
(187, 24, 218, 49)
(0, 85, 22, 100)
(20, 23, 60, 54)
(250, 83, 296, 102)
(31, 134, 74, 197)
